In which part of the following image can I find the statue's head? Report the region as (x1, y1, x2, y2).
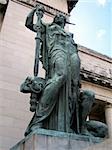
(53, 13, 67, 28)
(80, 90, 95, 102)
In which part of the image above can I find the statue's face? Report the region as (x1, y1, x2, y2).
(54, 14, 66, 28)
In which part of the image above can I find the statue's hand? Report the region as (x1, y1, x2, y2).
(33, 25, 42, 32)
(35, 5, 45, 18)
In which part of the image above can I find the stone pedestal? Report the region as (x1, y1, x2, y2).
(105, 104, 112, 138)
(84, 138, 112, 150)
(10, 129, 103, 150)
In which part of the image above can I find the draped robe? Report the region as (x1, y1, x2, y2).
(25, 15, 80, 135)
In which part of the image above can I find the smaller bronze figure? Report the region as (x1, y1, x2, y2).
(20, 77, 45, 112)
(80, 90, 95, 135)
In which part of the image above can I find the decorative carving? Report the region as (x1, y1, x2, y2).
(80, 68, 112, 89)
(11, 0, 69, 17)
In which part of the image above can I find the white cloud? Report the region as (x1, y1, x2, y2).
(97, 0, 107, 6)
(96, 29, 106, 39)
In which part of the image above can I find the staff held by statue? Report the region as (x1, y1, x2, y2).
(33, 5, 45, 77)
(29, 5, 45, 112)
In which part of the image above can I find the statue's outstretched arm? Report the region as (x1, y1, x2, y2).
(25, 8, 36, 32)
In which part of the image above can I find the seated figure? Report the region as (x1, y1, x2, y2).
(79, 90, 108, 138)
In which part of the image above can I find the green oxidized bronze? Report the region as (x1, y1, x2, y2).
(20, 5, 108, 138)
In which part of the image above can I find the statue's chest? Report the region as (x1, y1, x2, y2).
(48, 25, 68, 38)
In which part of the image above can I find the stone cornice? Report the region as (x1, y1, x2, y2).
(11, 0, 69, 17)
(80, 68, 112, 89)
(78, 45, 112, 64)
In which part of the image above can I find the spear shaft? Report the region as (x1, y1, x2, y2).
(34, 30, 42, 77)
(29, 6, 45, 113)
(33, 6, 45, 77)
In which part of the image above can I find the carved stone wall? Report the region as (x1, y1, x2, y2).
(79, 45, 112, 79)
(78, 45, 112, 103)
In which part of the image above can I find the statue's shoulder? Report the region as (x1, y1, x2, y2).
(46, 23, 58, 29)
(67, 32, 74, 37)
(45, 23, 61, 34)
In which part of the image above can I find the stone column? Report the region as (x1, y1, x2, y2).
(105, 104, 112, 138)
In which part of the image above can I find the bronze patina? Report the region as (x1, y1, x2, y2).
(20, 5, 108, 138)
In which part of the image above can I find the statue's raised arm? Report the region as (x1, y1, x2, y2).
(25, 7, 36, 32)
(25, 5, 45, 76)
(25, 5, 45, 32)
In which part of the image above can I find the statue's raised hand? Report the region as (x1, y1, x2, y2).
(35, 5, 45, 18)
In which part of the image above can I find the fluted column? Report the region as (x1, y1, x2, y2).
(105, 104, 112, 138)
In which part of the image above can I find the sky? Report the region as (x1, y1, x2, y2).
(69, 0, 112, 57)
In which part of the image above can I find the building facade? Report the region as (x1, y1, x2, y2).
(0, 0, 112, 150)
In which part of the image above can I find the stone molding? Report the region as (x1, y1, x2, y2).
(10, 128, 103, 150)
(78, 45, 112, 64)
(80, 68, 112, 89)
(11, 0, 69, 17)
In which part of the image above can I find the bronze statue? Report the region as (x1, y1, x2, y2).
(20, 5, 108, 138)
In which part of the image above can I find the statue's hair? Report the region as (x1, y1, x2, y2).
(82, 90, 95, 100)
(53, 13, 67, 24)
(80, 90, 95, 101)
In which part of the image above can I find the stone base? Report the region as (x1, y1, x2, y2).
(10, 128, 103, 150)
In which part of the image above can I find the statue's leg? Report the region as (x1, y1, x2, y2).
(80, 90, 95, 135)
(37, 52, 68, 118)
(70, 53, 80, 132)
(86, 120, 108, 138)
(71, 53, 80, 92)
